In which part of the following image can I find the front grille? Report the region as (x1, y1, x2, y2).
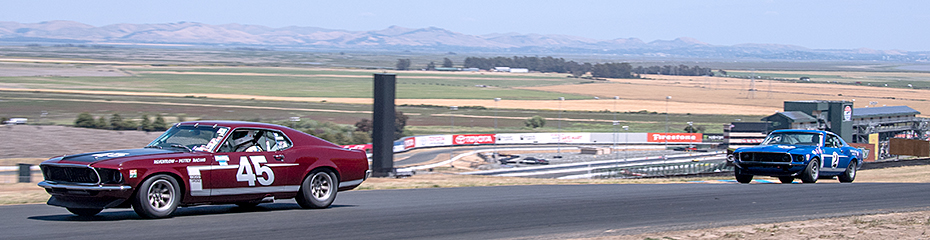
(738, 152, 792, 162)
(42, 165, 99, 184)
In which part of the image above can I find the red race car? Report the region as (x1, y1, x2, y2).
(38, 121, 371, 218)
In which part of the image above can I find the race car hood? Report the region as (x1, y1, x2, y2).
(49, 148, 177, 165)
(734, 145, 818, 155)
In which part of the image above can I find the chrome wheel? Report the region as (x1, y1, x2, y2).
(310, 172, 333, 201)
(848, 164, 856, 178)
(811, 162, 819, 178)
(132, 174, 180, 218)
(147, 179, 175, 211)
(296, 169, 338, 209)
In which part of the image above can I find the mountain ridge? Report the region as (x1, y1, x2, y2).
(0, 20, 924, 61)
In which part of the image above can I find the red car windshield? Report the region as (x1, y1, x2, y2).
(147, 125, 230, 152)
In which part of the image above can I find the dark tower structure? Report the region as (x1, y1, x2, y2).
(371, 73, 396, 177)
(783, 100, 854, 142)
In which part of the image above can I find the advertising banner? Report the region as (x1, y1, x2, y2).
(413, 135, 452, 148)
(496, 133, 540, 144)
(394, 140, 406, 152)
(646, 133, 703, 143)
(453, 134, 496, 145)
(403, 137, 416, 149)
(540, 133, 590, 144)
(340, 144, 372, 151)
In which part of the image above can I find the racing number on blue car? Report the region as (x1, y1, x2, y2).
(236, 156, 275, 186)
(831, 151, 840, 169)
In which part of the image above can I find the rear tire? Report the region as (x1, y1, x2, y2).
(800, 159, 820, 183)
(838, 160, 857, 183)
(67, 208, 102, 217)
(296, 169, 337, 209)
(734, 167, 753, 184)
(778, 177, 794, 184)
(132, 174, 180, 218)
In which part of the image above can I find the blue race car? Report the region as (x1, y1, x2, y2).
(732, 129, 862, 184)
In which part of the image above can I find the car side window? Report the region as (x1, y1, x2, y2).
(258, 131, 292, 151)
(215, 129, 292, 152)
(218, 129, 264, 152)
(826, 135, 840, 148)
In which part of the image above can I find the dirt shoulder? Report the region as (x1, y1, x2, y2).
(587, 209, 930, 240)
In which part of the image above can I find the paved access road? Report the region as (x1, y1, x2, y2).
(2, 183, 929, 239)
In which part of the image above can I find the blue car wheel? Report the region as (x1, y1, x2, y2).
(800, 159, 820, 183)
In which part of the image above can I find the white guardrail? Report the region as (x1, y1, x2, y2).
(0, 166, 40, 171)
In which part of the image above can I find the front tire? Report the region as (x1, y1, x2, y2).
(296, 169, 337, 209)
(132, 174, 180, 218)
(734, 167, 753, 184)
(67, 208, 102, 217)
(838, 160, 857, 183)
(800, 159, 820, 183)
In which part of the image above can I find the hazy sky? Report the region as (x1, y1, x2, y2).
(3, 0, 928, 51)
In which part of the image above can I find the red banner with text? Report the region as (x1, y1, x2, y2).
(453, 134, 496, 145)
(647, 133, 703, 143)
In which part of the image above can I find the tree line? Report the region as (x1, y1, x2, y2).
(456, 56, 713, 78)
(75, 113, 170, 131)
(71, 112, 406, 146)
(398, 57, 456, 71)
(632, 65, 713, 76)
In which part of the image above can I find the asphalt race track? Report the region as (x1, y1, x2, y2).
(2, 183, 929, 239)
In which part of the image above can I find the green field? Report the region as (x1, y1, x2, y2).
(1, 68, 592, 100)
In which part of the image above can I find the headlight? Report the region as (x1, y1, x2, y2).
(96, 168, 124, 184)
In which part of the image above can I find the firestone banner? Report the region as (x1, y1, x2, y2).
(453, 134, 496, 145)
(647, 133, 703, 143)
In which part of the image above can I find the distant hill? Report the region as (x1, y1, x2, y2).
(0, 20, 926, 61)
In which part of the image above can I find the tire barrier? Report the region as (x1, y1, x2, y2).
(593, 160, 732, 179)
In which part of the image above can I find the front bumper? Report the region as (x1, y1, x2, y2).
(734, 161, 808, 176)
(38, 181, 132, 191)
(38, 181, 133, 209)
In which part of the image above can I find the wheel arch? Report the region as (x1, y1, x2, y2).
(132, 171, 187, 203)
(305, 166, 340, 183)
(809, 156, 821, 165)
(850, 158, 860, 168)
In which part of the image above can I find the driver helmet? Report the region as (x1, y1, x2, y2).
(231, 130, 256, 146)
